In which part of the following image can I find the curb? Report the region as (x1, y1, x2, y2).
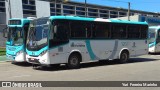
(0, 55, 9, 62)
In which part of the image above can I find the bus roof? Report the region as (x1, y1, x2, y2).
(49, 16, 148, 25)
(9, 18, 30, 21)
(8, 18, 32, 27)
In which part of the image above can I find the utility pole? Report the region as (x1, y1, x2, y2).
(85, 0, 87, 17)
(128, 2, 130, 21)
(55, 0, 57, 15)
(8, 0, 12, 18)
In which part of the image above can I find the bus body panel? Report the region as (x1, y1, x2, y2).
(26, 16, 148, 66)
(149, 26, 160, 53)
(149, 42, 156, 53)
(6, 18, 31, 62)
(155, 29, 160, 53)
(26, 40, 148, 65)
(6, 44, 24, 61)
(155, 43, 160, 53)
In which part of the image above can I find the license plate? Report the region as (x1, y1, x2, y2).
(30, 58, 35, 61)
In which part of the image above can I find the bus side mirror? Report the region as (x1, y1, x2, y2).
(54, 25, 57, 34)
(3, 27, 8, 38)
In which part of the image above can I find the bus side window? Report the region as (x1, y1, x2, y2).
(157, 30, 160, 39)
(111, 24, 127, 39)
(156, 29, 160, 43)
(140, 26, 148, 39)
(49, 20, 70, 48)
(92, 22, 110, 39)
(70, 21, 86, 38)
(86, 22, 92, 38)
(50, 25, 54, 40)
(56, 21, 69, 41)
(128, 26, 140, 39)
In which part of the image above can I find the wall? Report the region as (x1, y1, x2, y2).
(114, 15, 160, 26)
(0, 25, 7, 47)
(36, 0, 50, 18)
(113, 15, 140, 22)
(9, 0, 23, 18)
(139, 16, 160, 26)
(0, 13, 7, 24)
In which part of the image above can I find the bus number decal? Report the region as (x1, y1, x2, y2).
(121, 42, 128, 46)
(132, 42, 136, 48)
(70, 42, 85, 47)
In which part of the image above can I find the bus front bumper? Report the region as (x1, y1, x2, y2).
(26, 53, 49, 65)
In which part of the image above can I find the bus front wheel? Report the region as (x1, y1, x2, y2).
(119, 51, 129, 63)
(67, 53, 81, 69)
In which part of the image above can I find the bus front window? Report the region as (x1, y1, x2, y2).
(148, 28, 156, 44)
(7, 27, 23, 46)
(27, 18, 49, 51)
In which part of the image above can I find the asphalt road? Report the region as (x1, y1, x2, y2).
(0, 54, 160, 90)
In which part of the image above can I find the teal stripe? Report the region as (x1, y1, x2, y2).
(85, 40, 100, 60)
(50, 16, 95, 21)
(149, 42, 156, 47)
(49, 16, 148, 25)
(110, 19, 148, 25)
(26, 46, 48, 56)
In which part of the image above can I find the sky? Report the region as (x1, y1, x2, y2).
(72, 0, 160, 12)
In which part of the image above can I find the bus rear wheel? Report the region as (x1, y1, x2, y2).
(119, 51, 129, 63)
(67, 54, 81, 69)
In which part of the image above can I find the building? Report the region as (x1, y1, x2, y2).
(0, 0, 160, 46)
(0, 0, 160, 25)
(115, 15, 160, 26)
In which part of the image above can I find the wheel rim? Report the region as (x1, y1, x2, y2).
(70, 56, 79, 66)
(121, 53, 128, 61)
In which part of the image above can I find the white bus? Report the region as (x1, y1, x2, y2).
(26, 16, 148, 69)
(148, 26, 160, 53)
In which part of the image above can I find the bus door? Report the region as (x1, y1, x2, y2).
(156, 29, 160, 52)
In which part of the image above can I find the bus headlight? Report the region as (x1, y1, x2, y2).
(40, 50, 47, 56)
(16, 50, 23, 56)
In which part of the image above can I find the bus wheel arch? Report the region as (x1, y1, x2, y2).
(119, 49, 129, 63)
(67, 51, 82, 69)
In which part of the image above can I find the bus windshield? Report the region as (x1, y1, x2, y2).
(27, 18, 49, 51)
(148, 28, 156, 44)
(7, 27, 23, 46)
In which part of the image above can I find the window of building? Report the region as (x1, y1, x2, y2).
(76, 7, 85, 11)
(22, 0, 36, 17)
(63, 5, 74, 10)
(0, 0, 5, 12)
(99, 10, 108, 14)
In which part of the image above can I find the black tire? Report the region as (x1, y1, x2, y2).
(50, 64, 60, 68)
(11, 61, 16, 64)
(119, 51, 129, 63)
(67, 54, 81, 69)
